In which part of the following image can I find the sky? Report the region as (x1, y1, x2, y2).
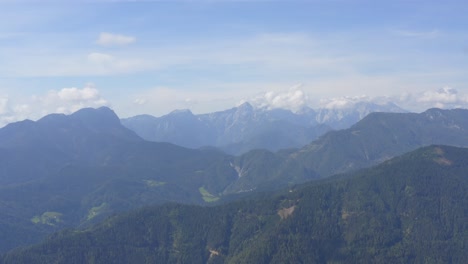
(0, 0, 467, 125)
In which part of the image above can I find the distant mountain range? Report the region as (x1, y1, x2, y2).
(0, 106, 468, 253)
(3, 145, 466, 263)
(122, 101, 406, 154)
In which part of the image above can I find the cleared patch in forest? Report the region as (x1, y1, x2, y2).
(278, 206, 296, 220)
(31, 211, 63, 226)
(199, 187, 219, 202)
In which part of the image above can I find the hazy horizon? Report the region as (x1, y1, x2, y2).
(0, 0, 467, 125)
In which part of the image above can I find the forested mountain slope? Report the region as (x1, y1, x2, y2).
(3, 145, 466, 263)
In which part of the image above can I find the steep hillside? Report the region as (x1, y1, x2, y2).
(3, 145, 466, 263)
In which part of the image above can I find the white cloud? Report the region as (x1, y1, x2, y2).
(319, 97, 362, 110)
(0, 85, 109, 127)
(43, 85, 109, 114)
(87, 52, 115, 64)
(0, 96, 27, 127)
(56, 87, 101, 101)
(419, 86, 459, 103)
(122, 86, 247, 117)
(390, 87, 468, 111)
(0, 96, 9, 115)
(317, 95, 397, 110)
(85, 52, 152, 75)
(248, 84, 310, 112)
(48, 87, 94, 103)
(416, 87, 468, 109)
(133, 98, 147, 105)
(96, 32, 136, 46)
(0, 51, 155, 77)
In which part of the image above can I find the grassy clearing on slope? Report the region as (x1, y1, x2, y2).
(31, 212, 63, 226)
(199, 187, 219, 202)
(143, 180, 166, 187)
(87, 202, 108, 221)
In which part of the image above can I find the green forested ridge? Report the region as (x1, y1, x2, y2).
(2, 145, 466, 263)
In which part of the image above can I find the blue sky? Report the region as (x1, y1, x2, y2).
(0, 0, 467, 124)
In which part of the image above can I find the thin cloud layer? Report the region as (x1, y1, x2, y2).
(87, 52, 115, 64)
(1, 85, 467, 128)
(392, 29, 440, 38)
(244, 86, 468, 113)
(86, 52, 153, 75)
(96, 32, 136, 46)
(128, 86, 244, 117)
